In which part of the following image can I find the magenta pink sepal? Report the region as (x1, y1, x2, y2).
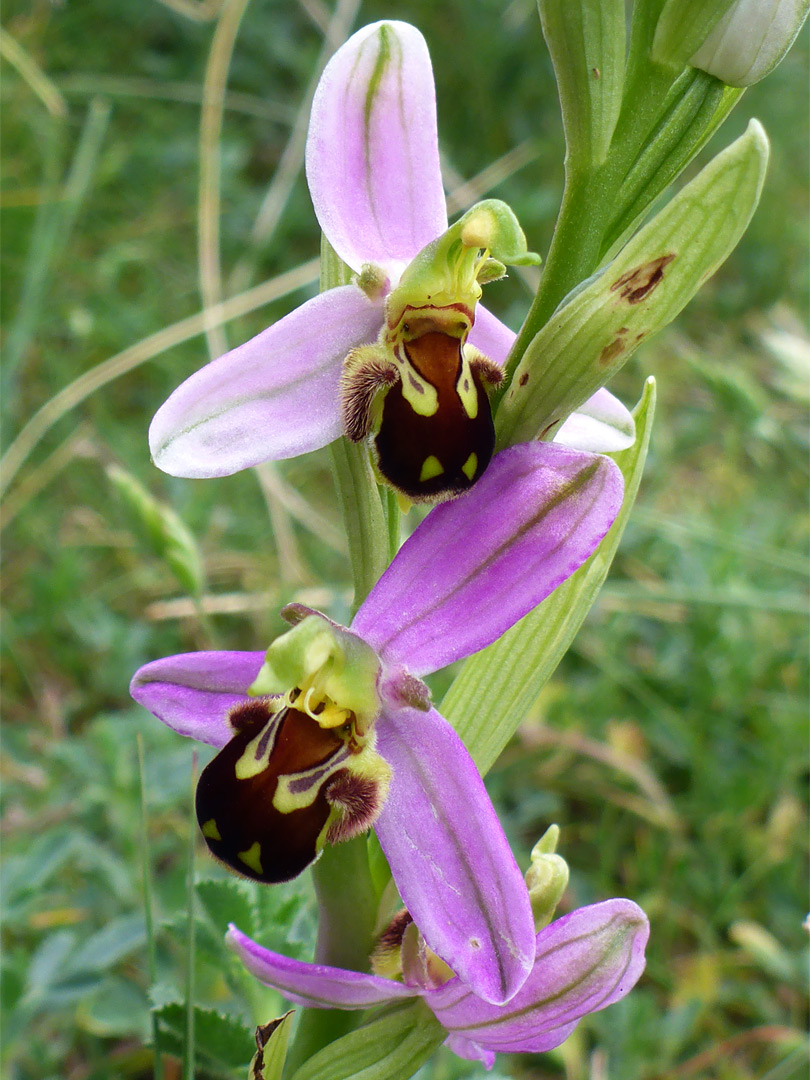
(226, 898, 649, 1064)
(352, 443, 624, 676)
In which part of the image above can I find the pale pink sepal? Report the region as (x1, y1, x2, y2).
(306, 21, 447, 280)
(226, 925, 415, 1008)
(129, 651, 263, 746)
(428, 899, 649, 1053)
(467, 305, 516, 365)
(149, 285, 382, 478)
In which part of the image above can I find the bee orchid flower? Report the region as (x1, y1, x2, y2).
(131, 443, 624, 1005)
(228, 893, 649, 1068)
(148, 20, 635, 499)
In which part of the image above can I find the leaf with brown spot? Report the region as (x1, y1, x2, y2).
(497, 121, 768, 449)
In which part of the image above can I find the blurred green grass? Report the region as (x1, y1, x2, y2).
(2, 2, 808, 1078)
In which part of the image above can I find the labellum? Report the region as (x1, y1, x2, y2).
(196, 695, 389, 884)
(340, 199, 540, 503)
(342, 310, 502, 502)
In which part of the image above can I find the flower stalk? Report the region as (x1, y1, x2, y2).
(285, 237, 400, 1065)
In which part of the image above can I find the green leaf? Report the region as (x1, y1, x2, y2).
(652, 0, 738, 69)
(444, 378, 656, 774)
(155, 1003, 254, 1073)
(196, 877, 258, 940)
(290, 1001, 445, 1080)
(538, 0, 626, 167)
(67, 913, 146, 975)
(602, 71, 744, 258)
(497, 120, 768, 449)
(76, 975, 150, 1038)
(24, 930, 77, 1000)
(1, 831, 78, 908)
(250, 1011, 294, 1080)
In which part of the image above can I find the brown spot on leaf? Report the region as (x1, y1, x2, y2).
(519, 372, 529, 387)
(592, 67, 600, 78)
(600, 337, 626, 366)
(611, 254, 675, 304)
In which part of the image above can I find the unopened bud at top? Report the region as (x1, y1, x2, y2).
(654, 0, 809, 86)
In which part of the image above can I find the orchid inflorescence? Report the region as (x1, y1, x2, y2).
(129, 2, 794, 1074)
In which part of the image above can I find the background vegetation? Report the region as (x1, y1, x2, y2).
(2, 1, 807, 1078)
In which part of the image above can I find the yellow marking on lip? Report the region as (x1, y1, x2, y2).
(462, 452, 478, 480)
(400, 367, 439, 417)
(202, 819, 221, 841)
(238, 841, 263, 875)
(456, 357, 479, 418)
(419, 455, 444, 482)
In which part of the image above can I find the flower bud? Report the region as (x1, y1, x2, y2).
(525, 825, 570, 930)
(689, 0, 809, 86)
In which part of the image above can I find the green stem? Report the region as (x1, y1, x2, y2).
(285, 239, 393, 1076)
(137, 735, 164, 1080)
(497, 45, 724, 402)
(321, 236, 391, 609)
(284, 839, 379, 1075)
(182, 753, 197, 1080)
(500, 163, 609, 387)
(384, 486, 400, 561)
(328, 438, 389, 612)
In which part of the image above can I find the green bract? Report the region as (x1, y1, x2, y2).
(289, 1001, 444, 1080)
(443, 376, 656, 774)
(497, 119, 768, 449)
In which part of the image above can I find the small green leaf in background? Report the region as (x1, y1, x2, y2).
(197, 877, 259, 942)
(290, 1001, 445, 1080)
(67, 912, 146, 975)
(107, 463, 205, 596)
(76, 975, 150, 1038)
(497, 120, 768, 448)
(155, 1003, 256, 1075)
(538, 0, 626, 168)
